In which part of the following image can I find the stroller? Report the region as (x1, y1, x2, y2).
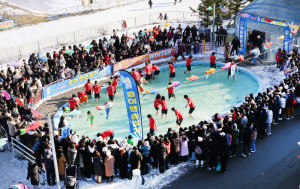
(63, 165, 79, 189)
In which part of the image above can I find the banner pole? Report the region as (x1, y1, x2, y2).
(47, 113, 61, 189)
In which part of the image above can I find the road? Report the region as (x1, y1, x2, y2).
(165, 115, 300, 189)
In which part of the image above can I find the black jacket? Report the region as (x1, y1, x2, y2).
(157, 143, 167, 160)
(93, 156, 105, 176)
(243, 127, 253, 142)
(27, 163, 40, 185)
(130, 150, 143, 170)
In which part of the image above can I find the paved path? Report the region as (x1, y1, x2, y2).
(165, 115, 300, 189)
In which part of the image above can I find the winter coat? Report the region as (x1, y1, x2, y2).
(130, 150, 143, 170)
(240, 116, 248, 130)
(286, 93, 295, 107)
(57, 154, 67, 175)
(157, 143, 167, 160)
(171, 133, 181, 155)
(243, 127, 253, 142)
(139, 145, 150, 156)
(27, 163, 40, 185)
(43, 149, 54, 170)
(231, 128, 239, 144)
(231, 38, 240, 48)
(180, 136, 189, 157)
(266, 109, 273, 124)
(224, 44, 231, 58)
(68, 148, 77, 165)
(94, 156, 105, 176)
(104, 155, 115, 177)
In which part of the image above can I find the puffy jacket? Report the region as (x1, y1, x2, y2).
(171, 133, 181, 154)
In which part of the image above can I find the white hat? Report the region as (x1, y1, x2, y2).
(257, 35, 260, 38)
(198, 137, 203, 142)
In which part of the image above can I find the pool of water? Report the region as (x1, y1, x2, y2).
(65, 62, 260, 140)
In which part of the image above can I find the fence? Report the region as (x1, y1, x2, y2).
(11, 137, 36, 163)
(49, 0, 147, 15)
(0, 11, 199, 64)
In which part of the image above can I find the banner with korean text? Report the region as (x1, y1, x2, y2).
(119, 70, 143, 140)
(114, 47, 177, 71)
(42, 65, 111, 98)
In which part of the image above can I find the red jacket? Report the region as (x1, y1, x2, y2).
(276, 52, 282, 62)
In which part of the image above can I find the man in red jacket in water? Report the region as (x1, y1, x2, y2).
(152, 63, 160, 79)
(78, 91, 88, 104)
(100, 129, 114, 141)
(85, 79, 93, 97)
(144, 62, 153, 82)
(105, 82, 115, 102)
(171, 107, 183, 127)
(92, 80, 101, 102)
(184, 95, 195, 118)
(69, 94, 80, 111)
(131, 68, 141, 81)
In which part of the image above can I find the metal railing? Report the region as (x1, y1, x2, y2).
(11, 137, 36, 163)
(0, 126, 10, 152)
(49, 0, 147, 15)
(0, 11, 198, 64)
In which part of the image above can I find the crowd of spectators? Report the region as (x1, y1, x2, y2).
(1, 23, 300, 189)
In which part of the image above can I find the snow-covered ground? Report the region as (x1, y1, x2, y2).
(0, 4, 29, 15)
(0, 0, 198, 50)
(1, 0, 102, 14)
(0, 149, 194, 189)
(0, 62, 285, 189)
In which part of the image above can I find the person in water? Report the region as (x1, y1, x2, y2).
(160, 96, 168, 119)
(167, 82, 176, 100)
(87, 111, 95, 127)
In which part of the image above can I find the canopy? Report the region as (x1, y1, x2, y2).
(241, 0, 300, 24)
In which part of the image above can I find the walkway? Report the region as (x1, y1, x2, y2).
(165, 114, 300, 189)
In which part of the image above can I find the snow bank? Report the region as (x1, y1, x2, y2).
(0, 0, 199, 50)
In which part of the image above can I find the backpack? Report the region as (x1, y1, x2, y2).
(195, 145, 202, 155)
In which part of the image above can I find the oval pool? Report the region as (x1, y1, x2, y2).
(64, 61, 261, 140)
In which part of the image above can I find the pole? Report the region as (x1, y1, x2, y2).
(47, 113, 61, 189)
(212, 3, 215, 45)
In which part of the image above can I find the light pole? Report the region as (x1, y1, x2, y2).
(212, 3, 216, 45)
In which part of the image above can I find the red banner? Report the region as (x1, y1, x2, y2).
(114, 47, 177, 71)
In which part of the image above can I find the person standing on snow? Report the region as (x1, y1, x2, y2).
(148, 0, 153, 9)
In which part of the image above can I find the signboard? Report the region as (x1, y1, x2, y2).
(42, 65, 111, 98)
(238, 12, 292, 55)
(114, 47, 177, 71)
(0, 20, 14, 30)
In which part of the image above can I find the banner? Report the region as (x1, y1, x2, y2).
(238, 16, 247, 55)
(42, 65, 111, 98)
(0, 20, 14, 30)
(114, 47, 177, 71)
(119, 70, 143, 140)
(283, 25, 292, 52)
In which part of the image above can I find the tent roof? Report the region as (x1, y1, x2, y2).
(241, 0, 300, 24)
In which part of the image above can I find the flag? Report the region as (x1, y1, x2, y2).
(120, 70, 143, 140)
(62, 126, 70, 138)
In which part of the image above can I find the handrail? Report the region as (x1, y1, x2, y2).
(11, 137, 35, 163)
